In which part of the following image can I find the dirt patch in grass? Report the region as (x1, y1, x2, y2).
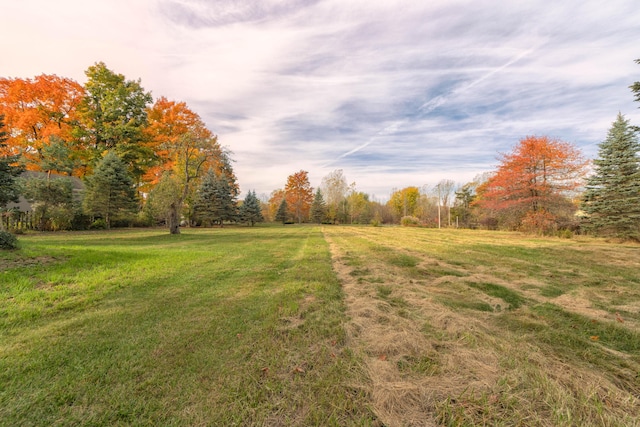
(0, 255, 61, 270)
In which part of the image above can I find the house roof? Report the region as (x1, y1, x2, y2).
(5, 171, 84, 212)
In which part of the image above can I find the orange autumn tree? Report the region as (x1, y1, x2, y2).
(475, 136, 588, 233)
(0, 75, 84, 174)
(145, 97, 233, 234)
(285, 170, 313, 223)
(267, 188, 286, 222)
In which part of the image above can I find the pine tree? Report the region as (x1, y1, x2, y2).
(0, 115, 24, 224)
(83, 151, 138, 228)
(239, 190, 264, 226)
(582, 113, 640, 239)
(193, 170, 237, 227)
(310, 188, 327, 224)
(193, 170, 219, 226)
(213, 174, 238, 225)
(275, 198, 288, 224)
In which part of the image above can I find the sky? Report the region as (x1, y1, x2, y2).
(2, 0, 639, 201)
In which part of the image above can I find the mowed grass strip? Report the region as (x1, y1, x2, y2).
(0, 227, 376, 426)
(323, 226, 640, 426)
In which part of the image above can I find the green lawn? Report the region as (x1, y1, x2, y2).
(0, 227, 375, 426)
(2, 226, 639, 426)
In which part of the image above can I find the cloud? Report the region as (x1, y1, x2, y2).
(2, 0, 639, 201)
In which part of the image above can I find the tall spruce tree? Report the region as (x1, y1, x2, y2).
(0, 114, 24, 230)
(193, 169, 237, 227)
(83, 151, 139, 228)
(582, 113, 640, 239)
(275, 198, 288, 224)
(310, 188, 327, 224)
(239, 190, 264, 226)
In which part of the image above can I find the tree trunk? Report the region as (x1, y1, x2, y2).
(168, 203, 180, 234)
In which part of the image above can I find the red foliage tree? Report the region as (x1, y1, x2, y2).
(475, 136, 588, 232)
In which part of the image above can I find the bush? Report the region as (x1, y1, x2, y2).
(400, 216, 420, 227)
(370, 218, 381, 227)
(520, 211, 557, 235)
(557, 229, 573, 239)
(49, 206, 74, 231)
(0, 230, 18, 250)
(89, 219, 108, 230)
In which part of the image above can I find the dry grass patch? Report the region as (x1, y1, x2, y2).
(324, 226, 640, 427)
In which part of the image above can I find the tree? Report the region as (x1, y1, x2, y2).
(83, 151, 138, 228)
(77, 62, 153, 180)
(388, 187, 421, 219)
(285, 170, 313, 223)
(310, 188, 327, 224)
(631, 58, 640, 107)
(321, 169, 349, 223)
(275, 198, 288, 224)
(193, 169, 237, 227)
(146, 172, 182, 228)
(239, 190, 264, 226)
(476, 136, 588, 233)
(0, 75, 84, 172)
(347, 191, 372, 224)
(21, 176, 75, 231)
(581, 113, 640, 239)
(144, 98, 225, 234)
(267, 189, 285, 222)
(0, 114, 23, 230)
(435, 179, 456, 227)
(452, 182, 477, 228)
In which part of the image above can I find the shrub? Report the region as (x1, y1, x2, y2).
(49, 206, 74, 231)
(0, 230, 18, 250)
(370, 218, 381, 227)
(520, 211, 558, 235)
(557, 229, 573, 239)
(89, 219, 108, 230)
(400, 216, 420, 227)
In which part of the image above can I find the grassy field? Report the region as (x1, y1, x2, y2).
(0, 227, 374, 426)
(1, 226, 639, 426)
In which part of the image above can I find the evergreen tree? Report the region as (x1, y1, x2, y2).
(193, 170, 237, 227)
(275, 198, 288, 224)
(0, 115, 24, 230)
(239, 190, 264, 226)
(83, 151, 138, 228)
(310, 188, 327, 224)
(582, 113, 640, 239)
(214, 175, 238, 225)
(193, 170, 218, 226)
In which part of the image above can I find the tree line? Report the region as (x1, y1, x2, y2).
(0, 62, 263, 235)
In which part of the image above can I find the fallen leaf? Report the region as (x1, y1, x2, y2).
(379, 354, 387, 361)
(590, 336, 599, 341)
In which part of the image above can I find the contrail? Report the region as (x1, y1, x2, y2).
(327, 45, 538, 166)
